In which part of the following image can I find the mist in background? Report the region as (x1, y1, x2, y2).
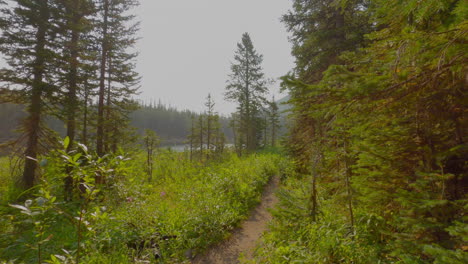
(134, 0, 294, 115)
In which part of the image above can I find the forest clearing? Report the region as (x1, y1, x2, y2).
(0, 0, 467, 263)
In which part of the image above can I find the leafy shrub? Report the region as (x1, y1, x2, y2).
(1, 142, 286, 263)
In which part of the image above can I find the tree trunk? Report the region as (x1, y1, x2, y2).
(344, 141, 355, 233)
(22, 0, 49, 189)
(82, 81, 89, 146)
(97, 0, 109, 156)
(104, 54, 112, 153)
(264, 115, 267, 147)
(190, 116, 194, 162)
(65, 2, 81, 152)
(207, 113, 211, 158)
(199, 116, 203, 160)
(310, 155, 319, 221)
(64, 2, 82, 200)
(271, 117, 276, 147)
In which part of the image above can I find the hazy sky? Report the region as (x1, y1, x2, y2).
(135, 0, 295, 115)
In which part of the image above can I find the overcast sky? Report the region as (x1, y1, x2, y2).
(135, 0, 295, 115)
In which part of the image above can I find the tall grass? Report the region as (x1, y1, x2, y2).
(0, 156, 19, 203)
(0, 149, 286, 263)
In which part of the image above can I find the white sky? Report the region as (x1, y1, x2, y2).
(134, 0, 294, 115)
(0, 0, 295, 115)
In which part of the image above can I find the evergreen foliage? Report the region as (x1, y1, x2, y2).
(225, 33, 269, 153)
(267, 96, 281, 147)
(0, 0, 62, 188)
(1, 0, 465, 262)
(187, 94, 226, 161)
(0, 0, 141, 188)
(95, 0, 140, 155)
(0, 102, 234, 147)
(261, 0, 468, 262)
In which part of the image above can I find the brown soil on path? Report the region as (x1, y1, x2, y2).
(191, 175, 279, 264)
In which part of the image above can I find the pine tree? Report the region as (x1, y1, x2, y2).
(281, 0, 372, 221)
(187, 96, 226, 161)
(0, 0, 60, 188)
(211, 114, 226, 155)
(189, 115, 195, 161)
(54, 0, 95, 152)
(268, 96, 280, 147)
(225, 33, 268, 152)
(205, 94, 215, 153)
(203, 94, 225, 157)
(95, 0, 140, 155)
(229, 112, 243, 157)
(143, 129, 159, 182)
(278, 0, 467, 261)
(96, 0, 109, 156)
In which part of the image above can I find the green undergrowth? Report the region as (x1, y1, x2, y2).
(0, 156, 18, 204)
(0, 156, 9, 201)
(0, 148, 285, 263)
(247, 170, 468, 264)
(246, 172, 385, 264)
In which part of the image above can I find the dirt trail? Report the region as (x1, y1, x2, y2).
(192, 176, 279, 264)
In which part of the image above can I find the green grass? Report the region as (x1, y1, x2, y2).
(0, 156, 18, 204)
(246, 171, 384, 264)
(0, 157, 8, 198)
(0, 150, 286, 263)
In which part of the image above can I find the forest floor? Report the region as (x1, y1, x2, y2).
(192, 175, 280, 264)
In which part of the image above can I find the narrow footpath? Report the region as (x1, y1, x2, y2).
(192, 176, 280, 264)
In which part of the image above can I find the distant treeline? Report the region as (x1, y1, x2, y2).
(0, 102, 234, 146)
(131, 101, 234, 145)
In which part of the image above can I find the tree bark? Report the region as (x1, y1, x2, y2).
(22, 0, 49, 189)
(97, 0, 109, 156)
(344, 141, 355, 233)
(310, 155, 319, 221)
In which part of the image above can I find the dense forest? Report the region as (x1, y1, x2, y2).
(252, 0, 467, 263)
(0, 102, 235, 146)
(0, 0, 467, 263)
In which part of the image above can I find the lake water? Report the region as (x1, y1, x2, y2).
(162, 144, 233, 152)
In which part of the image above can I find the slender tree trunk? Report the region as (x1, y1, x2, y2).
(245, 90, 251, 151)
(271, 118, 276, 147)
(244, 48, 252, 151)
(207, 113, 211, 158)
(82, 81, 89, 146)
(199, 116, 203, 160)
(104, 54, 112, 153)
(64, 3, 82, 200)
(65, 3, 81, 152)
(237, 110, 244, 157)
(310, 155, 319, 221)
(190, 116, 194, 162)
(344, 141, 355, 233)
(263, 115, 267, 147)
(231, 116, 241, 157)
(97, 0, 109, 156)
(146, 139, 153, 181)
(22, 0, 49, 189)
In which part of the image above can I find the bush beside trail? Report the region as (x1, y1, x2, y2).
(0, 148, 286, 264)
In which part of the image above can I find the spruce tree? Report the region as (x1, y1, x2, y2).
(268, 96, 280, 147)
(205, 94, 215, 153)
(0, 0, 60, 188)
(56, 0, 94, 151)
(96, 0, 109, 156)
(203, 94, 225, 158)
(143, 129, 159, 182)
(279, 0, 467, 261)
(225, 32, 268, 152)
(95, 0, 140, 155)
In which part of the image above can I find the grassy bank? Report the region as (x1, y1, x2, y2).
(0, 149, 285, 263)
